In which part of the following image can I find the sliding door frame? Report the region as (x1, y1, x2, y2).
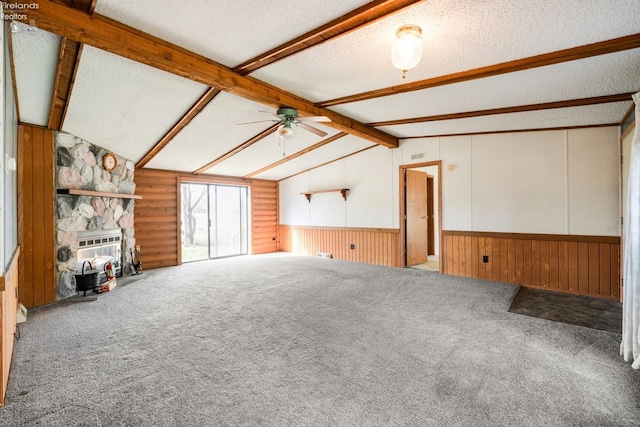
(179, 180, 250, 263)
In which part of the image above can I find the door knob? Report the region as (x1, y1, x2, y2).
(421, 216, 427, 219)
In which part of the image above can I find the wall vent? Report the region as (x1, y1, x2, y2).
(411, 152, 425, 160)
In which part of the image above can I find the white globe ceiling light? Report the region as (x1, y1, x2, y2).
(391, 25, 423, 79)
(277, 123, 296, 139)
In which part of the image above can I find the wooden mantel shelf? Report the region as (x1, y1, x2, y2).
(57, 189, 143, 199)
(301, 189, 349, 202)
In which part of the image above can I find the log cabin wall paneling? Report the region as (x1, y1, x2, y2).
(134, 169, 180, 270)
(441, 230, 620, 299)
(17, 125, 56, 308)
(251, 180, 278, 254)
(134, 169, 279, 270)
(279, 225, 400, 267)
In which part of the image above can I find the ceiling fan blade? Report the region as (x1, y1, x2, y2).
(298, 116, 331, 122)
(298, 122, 328, 137)
(237, 119, 277, 125)
(258, 110, 282, 119)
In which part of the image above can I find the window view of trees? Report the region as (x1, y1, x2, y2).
(182, 184, 207, 247)
(181, 183, 248, 262)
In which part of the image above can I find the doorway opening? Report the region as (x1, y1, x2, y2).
(181, 182, 249, 263)
(399, 161, 442, 271)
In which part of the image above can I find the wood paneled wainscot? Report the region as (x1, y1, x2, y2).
(441, 231, 620, 299)
(0, 247, 20, 407)
(279, 225, 400, 267)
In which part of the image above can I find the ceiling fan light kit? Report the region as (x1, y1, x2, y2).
(277, 123, 296, 139)
(391, 24, 423, 79)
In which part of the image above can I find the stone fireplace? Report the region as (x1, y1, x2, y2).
(55, 131, 136, 299)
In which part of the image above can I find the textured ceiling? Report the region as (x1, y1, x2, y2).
(9, 23, 60, 126)
(7, 0, 640, 181)
(93, 0, 371, 68)
(62, 45, 207, 162)
(377, 103, 632, 138)
(251, 0, 640, 102)
(331, 49, 640, 123)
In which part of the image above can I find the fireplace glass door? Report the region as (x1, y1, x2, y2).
(181, 183, 248, 262)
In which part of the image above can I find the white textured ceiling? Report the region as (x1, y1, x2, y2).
(252, 135, 375, 181)
(331, 49, 640, 124)
(9, 24, 60, 126)
(252, 0, 640, 102)
(142, 92, 336, 176)
(378, 103, 632, 138)
(62, 45, 207, 162)
(202, 122, 341, 178)
(93, 0, 371, 68)
(8, 0, 640, 181)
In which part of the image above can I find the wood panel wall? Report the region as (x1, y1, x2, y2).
(17, 125, 56, 308)
(279, 225, 400, 267)
(251, 179, 278, 254)
(441, 231, 620, 299)
(0, 247, 19, 407)
(134, 168, 279, 270)
(134, 169, 180, 270)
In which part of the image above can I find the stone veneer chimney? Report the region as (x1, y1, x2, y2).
(55, 131, 136, 299)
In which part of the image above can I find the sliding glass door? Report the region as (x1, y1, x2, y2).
(181, 183, 248, 262)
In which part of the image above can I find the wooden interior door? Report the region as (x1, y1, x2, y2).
(406, 170, 428, 265)
(427, 176, 435, 256)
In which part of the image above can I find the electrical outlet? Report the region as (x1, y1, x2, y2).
(350, 244, 355, 250)
(482, 255, 489, 263)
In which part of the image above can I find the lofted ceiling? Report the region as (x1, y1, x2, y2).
(7, 0, 640, 181)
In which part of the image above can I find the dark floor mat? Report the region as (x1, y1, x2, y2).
(508, 287, 622, 334)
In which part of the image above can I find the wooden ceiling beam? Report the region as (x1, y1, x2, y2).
(318, 34, 640, 107)
(136, 87, 221, 169)
(48, 39, 83, 129)
(401, 123, 619, 140)
(47, 0, 97, 130)
(233, 0, 424, 75)
(368, 93, 636, 127)
(17, 1, 398, 148)
(6, 25, 21, 123)
(243, 132, 348, 179)
(193, 123, 281, 174)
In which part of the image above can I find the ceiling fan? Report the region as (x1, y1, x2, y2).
(239, 107, 331, 140)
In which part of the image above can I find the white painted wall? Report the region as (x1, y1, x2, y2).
(471, 132, 567, 233)
(279, 127, 622, 247)
(439, 136, 472, 230)
(567, 127, 620, 235)
(345, 146, 395, 228)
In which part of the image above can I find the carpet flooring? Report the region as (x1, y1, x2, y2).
(1, 253, 639, 426)
(508, 287, 623, 334)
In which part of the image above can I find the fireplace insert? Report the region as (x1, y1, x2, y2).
(76, 229, 123, 285)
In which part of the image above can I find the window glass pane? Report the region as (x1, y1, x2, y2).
(215, 186, 242, 257)
(181, 183, 249, 262)
(181, 183, 209, 262)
